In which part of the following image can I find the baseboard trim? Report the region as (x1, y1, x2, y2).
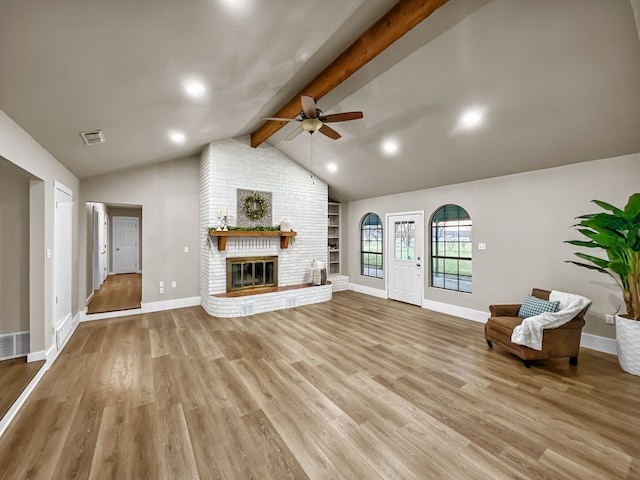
(82, 308, 142, 322)
(422, 298, 488, 324)
(27, 350, 46, 362)
(86, 291, 94, 305)
(581, 332, 617, 355)
(141, 296, 201, 313)
(348, 283, 387, 299)
(26, 343, 56, 364)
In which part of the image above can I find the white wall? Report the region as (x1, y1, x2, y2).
(347, 154, 640, 339)
(79, 155, 201, 306)
(200, 137, 328, 314)
(0, 110, 79, 354)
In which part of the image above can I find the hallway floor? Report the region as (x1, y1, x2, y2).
(87, 273, 142, 314)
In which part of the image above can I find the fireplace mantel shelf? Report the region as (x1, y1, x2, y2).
(209, 230, 297, 250)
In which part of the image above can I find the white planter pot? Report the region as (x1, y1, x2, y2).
(615, 314, 640, 376)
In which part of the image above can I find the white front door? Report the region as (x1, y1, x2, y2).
(387, 212, 424, 306)
(112, 216, 139, 274)
(54, 182, 73, 329)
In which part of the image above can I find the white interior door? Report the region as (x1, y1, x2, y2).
(113, 216, 139, 274)
(54, 182, 73, 329)
(92, 208, 108, 290)
(387, 212, 424, 306)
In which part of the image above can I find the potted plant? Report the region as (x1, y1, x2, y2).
(566, 193, 640, 375)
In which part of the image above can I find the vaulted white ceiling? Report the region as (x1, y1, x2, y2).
(1, 0, 639, 201)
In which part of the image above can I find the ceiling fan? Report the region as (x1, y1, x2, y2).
(263, 95, 363, 141)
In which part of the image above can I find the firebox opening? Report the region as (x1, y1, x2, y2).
(227, 256, 278, 292)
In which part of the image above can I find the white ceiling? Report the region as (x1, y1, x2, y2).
(1, 0, 639, 202)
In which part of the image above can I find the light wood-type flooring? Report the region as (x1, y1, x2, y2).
(87, 273, 142, 314)
(1, 291, 639, 479)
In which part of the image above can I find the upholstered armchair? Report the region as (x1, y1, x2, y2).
(485, 288, 589, 368)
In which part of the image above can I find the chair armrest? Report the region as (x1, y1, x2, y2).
(489, 304, 521, 317)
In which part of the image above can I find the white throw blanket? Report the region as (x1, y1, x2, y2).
(511, 290, 591, 350)
(308, 260, 326, 286)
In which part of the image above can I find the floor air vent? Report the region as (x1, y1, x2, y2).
(80, 129, 105, 145)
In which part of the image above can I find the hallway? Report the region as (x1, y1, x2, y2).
(87, 273, 142, 314)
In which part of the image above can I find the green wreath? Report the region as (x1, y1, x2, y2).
(243, 192, 269, 220)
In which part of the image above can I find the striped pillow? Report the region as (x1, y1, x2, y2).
(518, 295, 560, 318)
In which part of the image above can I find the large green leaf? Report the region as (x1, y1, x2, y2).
(582, 213, 628, 232)
(574, 252, 610, 269)
(609, 259, 630, 277)
(629, 226, 640, 251)
(577, 228, 625, 249)
(623, 193, 640, 220)
(565, 260, 610, 275)
(592, 199, 624, 216)
(565, 240, 597, 248)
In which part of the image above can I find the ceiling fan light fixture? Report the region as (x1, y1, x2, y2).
(301, 118, 323, 134)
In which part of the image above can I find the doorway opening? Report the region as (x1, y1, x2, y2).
(86, 203, 142, 314)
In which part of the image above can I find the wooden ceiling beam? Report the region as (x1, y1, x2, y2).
(250, 0, 450, 148)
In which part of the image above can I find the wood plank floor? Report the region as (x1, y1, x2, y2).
(1, 290, 638, 479)
(0, 357, 45, 421)
(87, 273, 142, 314)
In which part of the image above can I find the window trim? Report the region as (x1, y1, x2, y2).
(430, 204, 472, 293)
(360, 212, 383, 279)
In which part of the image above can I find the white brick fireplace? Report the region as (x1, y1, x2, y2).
(200, 137, 331, 317)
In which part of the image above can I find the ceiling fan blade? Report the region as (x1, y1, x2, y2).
(319, 124, 341, 140)
(320, 111, 364, 123)
(301, 95, 317, 119)
(285, 125, 304, 141)
(261, 117, 298, 122)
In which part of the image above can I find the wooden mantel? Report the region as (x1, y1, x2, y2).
(209, 230, 297, 251)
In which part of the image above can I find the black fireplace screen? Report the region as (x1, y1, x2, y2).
(226, 256, 277, 292)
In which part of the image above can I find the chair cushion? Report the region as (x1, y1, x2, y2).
(518, 295, 560, 318)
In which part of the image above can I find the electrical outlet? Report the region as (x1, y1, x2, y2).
(172, 281, 177, 288)
(605, 314, 615, 325)
(159, 287, 165, 294)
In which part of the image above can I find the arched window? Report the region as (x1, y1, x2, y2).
(361, 213, 383, 278)
(431, 204, 471, 292)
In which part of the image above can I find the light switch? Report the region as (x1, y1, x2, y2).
(184, 246, 189, 253)
(172, 281, 177, 288)
(46, 248, 52, 259)
(159, 281, 164, 288)
(478, 243, 487, 250)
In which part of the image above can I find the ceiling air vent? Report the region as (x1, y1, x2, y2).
(80, 129, 105, 145)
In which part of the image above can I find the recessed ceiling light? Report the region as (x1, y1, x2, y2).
(218, 0, 253, 16)
(327, 162, 338, 173)
(183, 79, 207, 99)
(169, 131, 186, 144)
(458, 107, 485, 130)
(382, 139, 399, 156)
